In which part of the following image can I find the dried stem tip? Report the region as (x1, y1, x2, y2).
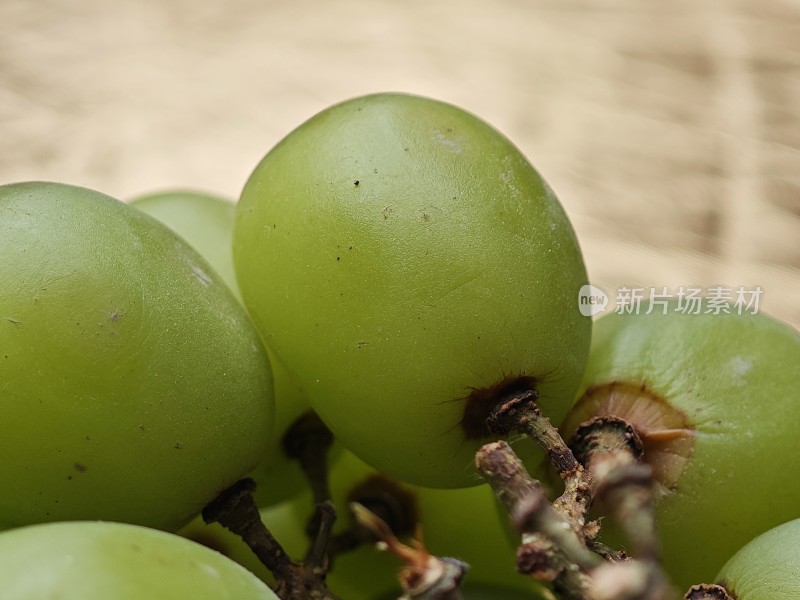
(570, 415, 644, 467)
(474, 440, 540, 512)
(683, 584, 735, 600)
(202, 477, 258, 524)
(351, 503, 467, 600)
(486, 393, 583, 483)
(516, 538, 561, 581)
(202, 478, 294, 580)
(283, 411, 334, 460)
(476, 440, 601, 589)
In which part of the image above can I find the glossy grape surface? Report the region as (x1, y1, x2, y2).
(715, 517, 800, 599)
(0, 181, 274, 531)
(130, 189, 315, 506)
(562, 308, 800, 589)
(0, 521, 279, 599)
(235, 92, 590, 488)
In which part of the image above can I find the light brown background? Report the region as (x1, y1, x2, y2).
(2, 0, 798, 327)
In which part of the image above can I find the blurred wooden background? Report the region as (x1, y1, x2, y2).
(1, 0, 798, 327)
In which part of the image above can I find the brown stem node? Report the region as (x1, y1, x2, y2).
(485, 389, 540, 436)
(683, 584, 734, 600)
(203, 478, 340, 600)
(202, 478, 294, 580)
(570, 415, 644, 467)
(516, 537, 560, 581)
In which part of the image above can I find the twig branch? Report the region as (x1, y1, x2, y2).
(570, 416, 660, 561)
(475, 441, 595, 599)
(202, 478, 294, 580)
(202, 478, 341, 600)
(478, 389, 682, 600)
(486, 390, 593, 530)
(569, 416, 674, 599)
(476, 441, 601, 571)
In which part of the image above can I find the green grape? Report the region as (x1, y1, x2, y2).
(129, 188, 335, 507)
(559, 308, 800, 590)
(129, 190, 242, 300)
(234, 92, 591, 488)
(0, 521, 278, 599)
(713, 518, 800, 599)
(0, 181, 274, 531)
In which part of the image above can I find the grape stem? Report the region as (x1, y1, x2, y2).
(202, 478, 341, 600)
(326, 474, 420, 567)
(682, 585, 734, 600)
(569, 416, 674, 599)
(569, 416, 657, 561)
(351, 502, 467, 600)
(306, 499, 337, 569)
(480, 390, 677, 600)
(283, 410, 340, 567)
(283, 411, 335, 505)
(485, 390, 592, 531)
(475, 441, 595, 600)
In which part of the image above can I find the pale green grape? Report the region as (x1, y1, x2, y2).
(561, 308, 800, 589)
(234, 92, 590, 488)
(0, 181, 274, 531)
(178, 500, 304, 587)
(129, 190, 241, 299)
(130, 188, 333, 507)
(714, 517, 800, 599)
(0, 521, 279, 599)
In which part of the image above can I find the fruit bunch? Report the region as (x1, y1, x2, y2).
(0, 92, 798, 600)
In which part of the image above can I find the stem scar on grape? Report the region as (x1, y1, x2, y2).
(560, 381, 695, 498)
(328, 474, 419, 560)
(459, 373, 541, 440)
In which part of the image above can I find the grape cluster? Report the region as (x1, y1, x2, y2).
(0, 93, 798, 600)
